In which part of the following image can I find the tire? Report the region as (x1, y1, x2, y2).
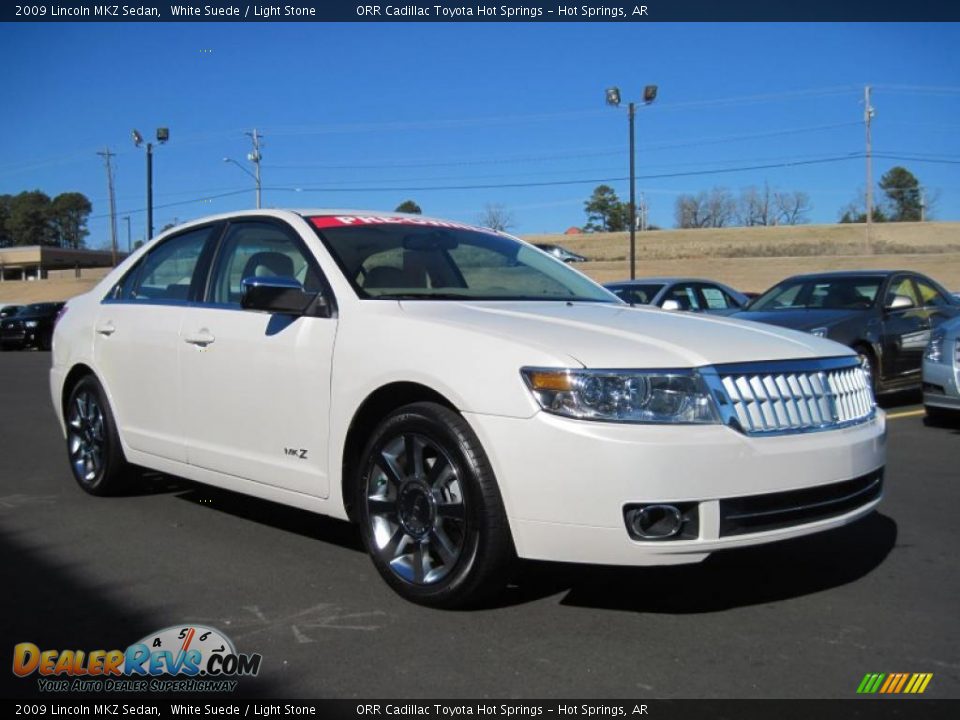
(925, 405, 958, 426)
(65, 375, 130, 496)
(355, 402, 514, 608)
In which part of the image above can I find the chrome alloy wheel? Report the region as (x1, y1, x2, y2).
(366, 432, 467, 585)
(67, 390, 106, 485)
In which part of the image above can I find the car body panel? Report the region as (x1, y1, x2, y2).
(923, 316, 960, 413)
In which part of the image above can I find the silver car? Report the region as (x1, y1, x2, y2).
(604, 277, 749, 316)
(923, 315, 960, 422)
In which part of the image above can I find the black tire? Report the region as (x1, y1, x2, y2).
(65, 375, 130, 496)
(925, 405, 958, 426)
(355, 402, 514, 608)
(39, 333, 53, 352)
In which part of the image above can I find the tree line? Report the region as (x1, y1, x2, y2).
(0, 191, 93, 249)
(581, 165, 933, 232)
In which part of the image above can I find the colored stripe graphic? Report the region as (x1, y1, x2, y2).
(857, 673, 933, 694)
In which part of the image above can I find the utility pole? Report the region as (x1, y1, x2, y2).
(639, 192, 648, 232)
(920, 188, 926, 222)
(247, 128, 263, 209)
(864, 85, 874, 249)
(97, 148, 118, 266)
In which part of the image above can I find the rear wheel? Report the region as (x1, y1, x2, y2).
(65, 375, 130, 496)
(355, 402, 514, 608)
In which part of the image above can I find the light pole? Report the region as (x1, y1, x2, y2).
(133, 127, 169, 241)
(606, 85, 657, 280)
(224, 157, 262, 209)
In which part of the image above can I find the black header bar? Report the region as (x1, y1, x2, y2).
(3, 1, 960, 23)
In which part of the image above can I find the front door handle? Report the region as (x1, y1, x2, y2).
(184, 329, 216, 347)
(95, 322, 116, 336)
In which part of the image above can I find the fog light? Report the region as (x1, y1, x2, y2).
(627, 504, 683, 539)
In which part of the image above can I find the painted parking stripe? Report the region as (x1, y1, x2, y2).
(886, 409, 925, 420)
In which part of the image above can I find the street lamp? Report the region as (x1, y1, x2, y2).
(132, 127, 169, 240)
(223, 156, 262, 209)
(606, 84, 657, 280)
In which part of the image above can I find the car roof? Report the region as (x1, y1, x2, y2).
(147, 209, 507, 243)
(780, 270, 901, 280)
(605, 277, 724, 285)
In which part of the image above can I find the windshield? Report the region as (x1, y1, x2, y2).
(606, 284, 665, 305)
(310, 216, 619, 303)
(750, 277, 882, 311)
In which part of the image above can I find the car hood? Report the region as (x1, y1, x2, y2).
(397, 301, 851, 368)
(731, 308, 862, 331)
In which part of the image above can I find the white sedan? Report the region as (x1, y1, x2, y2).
(50, 210, 886, 607)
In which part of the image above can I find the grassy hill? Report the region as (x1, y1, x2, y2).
(528, 221, 960, 291)
(1, 221, 958, 304)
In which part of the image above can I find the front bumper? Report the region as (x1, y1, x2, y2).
(922, 358, 960, 411)
(464, 410, 886, 565)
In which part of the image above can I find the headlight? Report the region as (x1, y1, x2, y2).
(24, 320, 38, 328)
(808, 327, 828, 338)
(925, 330, 945, 363)
(521, 368, 719, 424)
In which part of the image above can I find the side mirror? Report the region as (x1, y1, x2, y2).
(661, 299, 681, 311)
(885, 294, 913, 311)
(241, 276, 324, 316)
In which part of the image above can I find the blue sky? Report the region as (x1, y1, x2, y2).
(1, 21, 958, 246)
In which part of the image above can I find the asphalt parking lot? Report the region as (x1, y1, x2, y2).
(1, 350, 957, 699)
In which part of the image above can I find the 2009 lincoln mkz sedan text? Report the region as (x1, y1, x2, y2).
(49, 210, 886, 607)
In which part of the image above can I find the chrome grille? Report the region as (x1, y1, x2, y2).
(708, 357, 875, 435)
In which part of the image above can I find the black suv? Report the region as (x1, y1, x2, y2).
(0, 302, 66, 351)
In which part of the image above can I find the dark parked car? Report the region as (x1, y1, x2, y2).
(733, 271, 960, 393)
(0, 305, 24, 319)
(605, 277, 749, 316)
(0, 302, 65, 351)
(533, 243, 587, 263)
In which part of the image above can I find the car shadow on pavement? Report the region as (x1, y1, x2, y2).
(172, 483, 366, 553)
(878, 388, 922, 409)
(498, 512, 897, 613)
(0, 525, 286, 698)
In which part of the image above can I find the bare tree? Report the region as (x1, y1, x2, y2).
(737, 183, 775, 226)
(774, 190, 812, 225)
(478, 203, 516, 232)
(705, 187, 737, 227)
(674, 192, 710, 228)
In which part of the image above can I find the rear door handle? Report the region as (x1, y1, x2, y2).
(184, 329, 216, 347)
(95, 322, 116, 336)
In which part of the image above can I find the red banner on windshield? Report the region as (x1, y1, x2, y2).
(310, 215, 493, 233)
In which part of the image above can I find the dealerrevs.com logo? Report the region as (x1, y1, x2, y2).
(12, 625, 262, 693)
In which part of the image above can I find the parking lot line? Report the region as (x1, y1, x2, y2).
(886, 409, 926, 420)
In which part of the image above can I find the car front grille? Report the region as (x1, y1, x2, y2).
(705, 357, 875, 435)
(718, 469, 883, 537)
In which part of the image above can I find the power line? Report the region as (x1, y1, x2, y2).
(267, 154, 864, 194)
(87, 188, 252, 222)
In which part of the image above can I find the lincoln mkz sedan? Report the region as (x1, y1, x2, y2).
(51, 210, 886, 607)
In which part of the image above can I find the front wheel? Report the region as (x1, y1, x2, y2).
(355, 402, 514, 608)
(65, 375, 130, 496)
